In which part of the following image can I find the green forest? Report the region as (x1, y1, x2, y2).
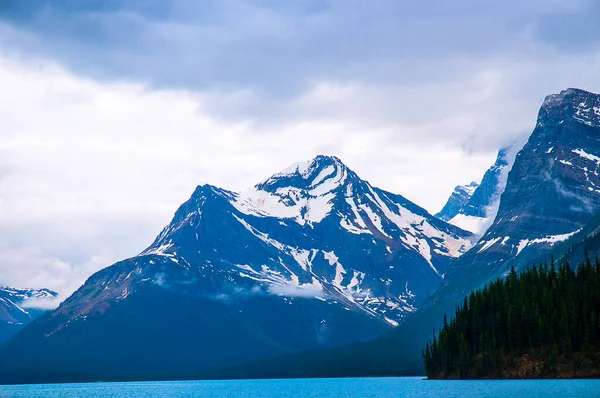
(423, 257, 600, 379)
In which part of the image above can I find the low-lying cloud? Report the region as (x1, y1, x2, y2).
(268, 279, 325, 298)
(20, 296, 60, 310)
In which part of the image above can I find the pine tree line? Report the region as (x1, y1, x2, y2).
(423, 256, 600, 378)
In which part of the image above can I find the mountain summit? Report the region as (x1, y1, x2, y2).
(0, 155, 473, 383)
(131, 154, 474, 325)
(0, 285, 57, 344)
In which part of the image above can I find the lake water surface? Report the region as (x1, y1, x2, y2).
(1, 377, 599, 397)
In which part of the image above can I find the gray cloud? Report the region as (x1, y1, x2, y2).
(527, 0, 600, 51)
(0, 1, 597, 144)
(0, 1, 593, 116)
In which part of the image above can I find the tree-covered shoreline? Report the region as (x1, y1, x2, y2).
(423, 257, 600, 379)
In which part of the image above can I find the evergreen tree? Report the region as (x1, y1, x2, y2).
(423, 258, 600, 378)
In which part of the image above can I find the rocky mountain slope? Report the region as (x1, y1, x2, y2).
(550, 211, 600, 267)
(396, 87, 600, 373)
(435, 182, 479, 222)
(441, 146, 517, 236)
(0, 155, 473, 383)
(445, 88, 600, 293)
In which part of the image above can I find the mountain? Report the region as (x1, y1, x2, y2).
(446, 88, 600, 292)
(415, 88, 600, 369)
(207, 88, 600, 379)
(404, 87, 600, 371)
(0, 155, 473, 384)
(436, 182, 479, 222)
(442, 146, 518, 236)
(0, 286, 57, 344)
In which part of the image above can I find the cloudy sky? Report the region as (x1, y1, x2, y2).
(1, 0, 600, 297)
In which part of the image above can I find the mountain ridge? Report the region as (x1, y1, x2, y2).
(445, 87, 600, 292)
(0, 154, 473, 384)
(0, 285, 57, 344)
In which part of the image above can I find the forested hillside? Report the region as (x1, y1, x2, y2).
(424, 258, 600, 379)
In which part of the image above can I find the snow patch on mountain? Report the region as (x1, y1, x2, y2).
(233, 188, 337, 225)
(573, 100, 600, 127)
(477, 237, 503, 253)
(515, 230, 581, 255)
(572, 148, 600, 165)
(233, 156, 350, 226)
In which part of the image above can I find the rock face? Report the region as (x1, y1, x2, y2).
(444, 147, 518, 236)
(445, 88, 600, 297)
(550, 210, 600, 267)
(0, 286, 57, 344)
(0, 155, 473, 383)
(436, 182, 479, 222)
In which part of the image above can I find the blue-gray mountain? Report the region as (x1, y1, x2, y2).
(438, 146, 518, 236)
(0, 155, 473, 383)
(368, 88, 600, 365)
(203, 88, 600, 379)
(0, 286, 57, 344)
(405, 89, 600, 373)
(445, 88, 600, 294)
(398, 87, 600, 373)
(435, 182, 478, 222)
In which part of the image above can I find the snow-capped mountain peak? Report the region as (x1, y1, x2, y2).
(232, 156, 473, 258)
(258, 155, 348, 190)
(2, 154, 475, 384)
(0, 159, 475, 382)
(0, 285, 56, 299)
(63, 155, 475, 333)
(540, 88, 600, 128)
(234, 155, 351, 226)
(0, 285, 58, 343)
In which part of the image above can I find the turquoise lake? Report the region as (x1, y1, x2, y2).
(1, 377, 599, 397)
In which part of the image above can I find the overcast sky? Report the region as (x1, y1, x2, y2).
(1, 0, 600, 298)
